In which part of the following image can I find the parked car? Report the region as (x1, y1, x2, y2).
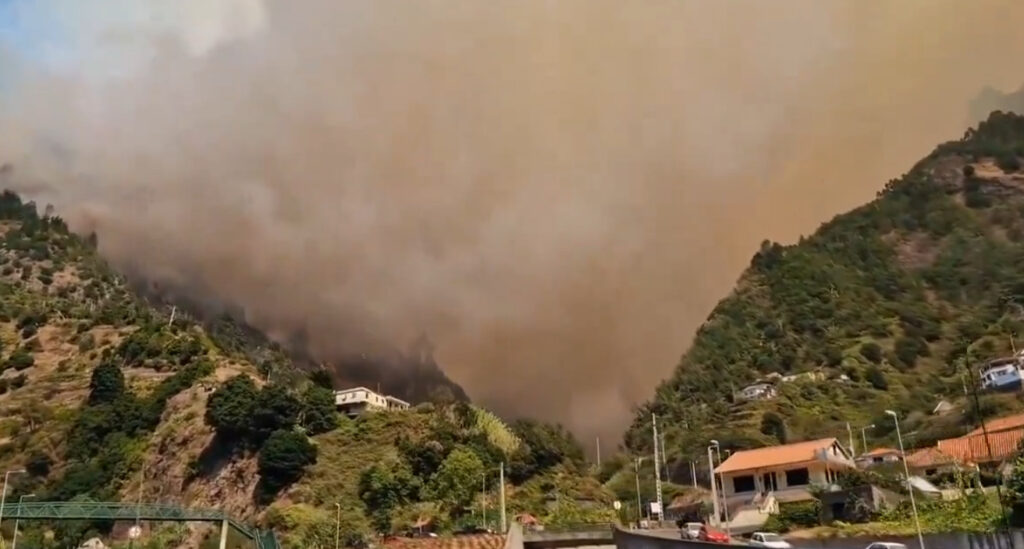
(750, 532, 792, 549)
(698, 525, 730, 544)
(864, 544, 907, 549)
(680, 522, 703, 540)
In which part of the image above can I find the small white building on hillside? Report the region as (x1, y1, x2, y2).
(738, 383, 777, 401)
(334, 387, 410, 417)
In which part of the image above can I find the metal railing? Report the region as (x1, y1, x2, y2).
(0, 501, 279, 549)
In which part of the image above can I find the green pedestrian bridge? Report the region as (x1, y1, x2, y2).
(0, 501, 279, 549)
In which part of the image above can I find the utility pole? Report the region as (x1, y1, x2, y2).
(499, 463, 507, 532)
(861, 424, 875, 455)
(596, 437, 601, 467)
(690, 461, 697, 488)
(630, 456, 638, 524)
(481, 473, 488, 530)
(651, 414, 664, 522)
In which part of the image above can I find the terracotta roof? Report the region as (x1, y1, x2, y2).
(967, 413, 1024, 436)
(936, 428, 1024, 464)
(905, 447, 956, 468)
(714, 438, 846, 474)
(860, 447, 901, 458)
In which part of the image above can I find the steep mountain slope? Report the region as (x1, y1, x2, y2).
(0, 192, 601, 548)
(626, 111, 1024, 469)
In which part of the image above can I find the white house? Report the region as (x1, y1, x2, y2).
(712, 438, 854, 530)
(334, 386, 411, 417)
(980, 358, 1024, 391)
(737, 383, 778, 401)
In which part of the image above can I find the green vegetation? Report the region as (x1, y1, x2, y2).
(626, 111, 1024, 467)
(258, 430, 318, 496)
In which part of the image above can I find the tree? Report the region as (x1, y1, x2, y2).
(1007, 453, 1024, 525)
(508, 419, 584, 482)
(88, 361, 126, 405)
(300, 385, 339, 435)
(425, 446, 485, 514)
(252, 384, 302, 441)
(258, 430, 317, 495)
(358, 461, 421, 533)
(866, 364, 888, 390)
(760, 411, 788, 443)
(309, 369, 334, 390)
(206, 375, 259, 438)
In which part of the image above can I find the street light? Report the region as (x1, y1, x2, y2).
(0, 469, 26, 549)
(861, 424, 875, 456)
(709, 441, 731, 538)
(11, 494, 34, 549)
(334, 503, 341, 549)
(886, 410, 925, 549)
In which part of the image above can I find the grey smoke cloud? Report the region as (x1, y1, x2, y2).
(2, 0, 1024, 446)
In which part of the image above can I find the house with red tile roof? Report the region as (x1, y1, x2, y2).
(855, 447, 902, 468)
(714, 438, 854, 503)
(966, 412, 1024, 436)
(905, 447, 958, 476)
(936, 428, 1024, 465)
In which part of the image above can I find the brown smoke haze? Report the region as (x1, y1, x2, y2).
(2, 0, 1024, 446)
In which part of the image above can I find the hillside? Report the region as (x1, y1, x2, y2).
(0, 193, 604, 548)
(625, 111, 1024, 472)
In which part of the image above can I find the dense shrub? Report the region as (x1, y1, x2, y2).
(859, 343, 883, 364)
(866, 365, 889, 390)
(258, 430, 317, 495)
(205, 375, 259, 439)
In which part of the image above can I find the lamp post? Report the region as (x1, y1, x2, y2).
(710, 441, 731, 538)
(861, 424, 875, 455)
(706, 445, 719, 527)
(11, 494, 34, 549)
(886, 410, 925, 549)
(0, 469, 26, 549)
(334, 503, 341, 549)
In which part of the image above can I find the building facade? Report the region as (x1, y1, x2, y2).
(334, 386, 411, 417)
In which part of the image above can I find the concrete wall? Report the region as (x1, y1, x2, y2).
(789, 530, 1024, 549)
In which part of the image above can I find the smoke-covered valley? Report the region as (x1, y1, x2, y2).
(1, 0, 1024, 446)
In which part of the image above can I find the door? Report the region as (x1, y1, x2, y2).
(762, 472, 778, 492)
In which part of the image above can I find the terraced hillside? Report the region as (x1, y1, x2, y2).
(625, 111, 1024, 473)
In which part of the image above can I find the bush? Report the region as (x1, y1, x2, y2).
(88, 362, 126, 405)
(866, 365, 888, 390)
(258, 430, 317, 495)
(894, 336, 928, 369)
(859, 342, 883, 364)
(963, 164, 976, 177)
(997, 152, 1021, 173)
(7, 349, 35, 371)
(763, 501, 821, 533)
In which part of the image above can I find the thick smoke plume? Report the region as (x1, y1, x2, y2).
(2, 0, 1024, 446)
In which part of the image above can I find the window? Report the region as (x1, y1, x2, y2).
(785, 468, 809, 486)
(732, 475, 755, 493)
